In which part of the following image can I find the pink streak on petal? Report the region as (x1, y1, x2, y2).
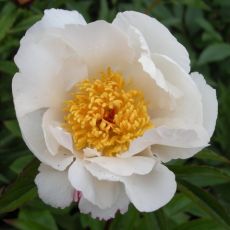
(73, 190, 82, 202)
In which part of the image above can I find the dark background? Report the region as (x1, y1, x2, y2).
(0, 0, 230, 229)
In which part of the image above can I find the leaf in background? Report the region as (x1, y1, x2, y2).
(12, 209, 58, 230)
(173, 218, 225, 230)
(0, 159, 39, 214)
(198, 43, 230, 65)
(178, 179, 230, 229)
(0, 3, 17, 41)
(170, 165, 230, 186)
(4, 120, 21, 137)
(80, 213, 105, 230)
(0, 61, 17, 75)
(195, 149, 230, 164)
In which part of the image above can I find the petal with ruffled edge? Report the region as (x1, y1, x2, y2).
(78, 188, 129, 220)
(85, 160, 176, 212)
(68, 159, 123, 209)
(86, 155, 157, 176)
(35, 164, 74, 208)
(191, 72, 218, 137)
(18, 109, 73, 170)
(113, 11, 190, 73)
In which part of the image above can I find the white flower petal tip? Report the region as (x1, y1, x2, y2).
(13, 8, 217, 219)
(35, 164, 74, 209)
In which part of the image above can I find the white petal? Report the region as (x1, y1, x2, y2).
(122, 163, 176, 212)
(86, 156, 156, 176)
(79, 189, 129, 220)
(42, 9, 86, 28)
(42, 108, 73, 155)
(191, 72, 218, 137)
(62, 20, 134, 75)
(152, 54, 202, 125)
(151, 145, 203, 163)
(13, 35, 87, 118)
(85, 159, 176, 212)
(68, 160, 122, 209)
(113, 11, 190, 72)
(18, 109, 73, 170)
(35, 164, 74, 208)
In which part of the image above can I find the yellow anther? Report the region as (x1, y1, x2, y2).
(63, 68, 153, 156)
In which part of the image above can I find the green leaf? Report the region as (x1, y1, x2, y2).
(0, 3, 17, 41)
(0, 159, 39, 214)
(0, 61, 17, 75)
(170, 165, 230, 186)
(178, 179, 230, 229)
(4, 120, 21, 137)
(173, 218, 225, 230)
(154, 209, 169, 230)
(198, 43, 230, 65)
(12, 209, 58, 230)
(195, 149, 230, 164)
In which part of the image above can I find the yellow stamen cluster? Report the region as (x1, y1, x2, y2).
(64, 68, 152, 156)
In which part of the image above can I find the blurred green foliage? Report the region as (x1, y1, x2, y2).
(0, 0, 230, 229)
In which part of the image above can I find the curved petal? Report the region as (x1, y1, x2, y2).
(42, 108, 73, 155)
(85, 159, 176, 212)
(113, 11, 190, 72)
(68, 160, 122, 209)
(61, 20, 134, 75)
(151, 145, 203, 163)
(42, 9, 87, 28)
(86, 156, 157, 176)
(122, 163, 176, 212)
(13, 35, 88, 118)
(152, 54, 202, 125)
(35, 164, 74, 208)
(191, 72, 218, 137)
(79, 188, 129, 220)
(18, 109, 73, 170)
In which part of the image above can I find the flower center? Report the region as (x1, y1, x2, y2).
(63, 68, 153, 156)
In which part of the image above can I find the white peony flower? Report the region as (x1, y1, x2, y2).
(12, 9, 218, 220)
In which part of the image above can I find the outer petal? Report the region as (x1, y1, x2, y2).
(86, 156, 156, 176)
(151, 145, 203, 163)
(41, 9, 87, 28)
(18, 109, 73, 170)
(85, 160, 176, 212)
(191, 72, 218, 137)
(79, 189, 129, 220)
(123, 163, 176, 212)
(68, 160, 122, 209)
(35, 164, 74, 208)
(13, 37, 87, 118)
(113, 11, 190, 72)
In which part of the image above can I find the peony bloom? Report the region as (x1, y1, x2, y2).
(12, 9, 218, 220)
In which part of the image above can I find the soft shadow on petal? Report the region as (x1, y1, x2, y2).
(35, 163, 74, 208)
(191, 72, 218, 137)
(113, 11, 190, 73)
(61, 21, 135, 75)
(86, 156, 157, 176)
(151, 145, 203, 163)
(19, 109, 73, 170)
(42, 108, 74, 155)
(85, 160, 176, 212)
(152, 54, 202, 126)
(13, 35, 88, 118)
(122, 163, 176, 212)
(68, 160, 122, 209)
(78, 188, 129, 220)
